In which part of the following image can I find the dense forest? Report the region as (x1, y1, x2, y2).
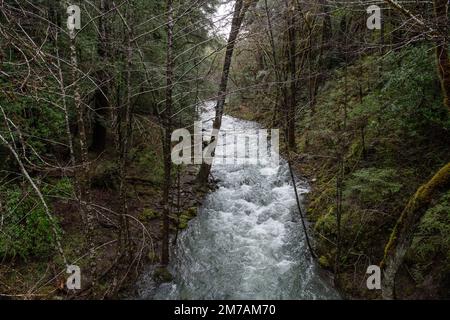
(0, 0, 449, 300)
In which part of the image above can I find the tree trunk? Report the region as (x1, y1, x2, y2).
(433, 0, 450, 112)
(264, 0, 282, 128)
(197, 0, 249, 183)
(286, 0, 297, 151)
(320, 0, 332, 47)
(118, 2, 133, 261)
(55, 32, 76, 168)
(91, 0, 111, 152)
(381, 162, 450, 299)
(68, 26, 97, 292)
(161, 0, 174, 266)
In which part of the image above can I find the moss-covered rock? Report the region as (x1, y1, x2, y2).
(186, 207, 197, 218)
(178, 219, 188, 230)
(177, 207, 198, 230)
(154, 267, 173, 283)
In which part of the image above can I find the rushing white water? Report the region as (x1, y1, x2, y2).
(137, 102, 339, 300)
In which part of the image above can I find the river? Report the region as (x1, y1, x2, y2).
(136, 102, 339, 300)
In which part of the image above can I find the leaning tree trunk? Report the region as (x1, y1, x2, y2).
(381, 162, 450, 299)
(196, 0, 250, 183)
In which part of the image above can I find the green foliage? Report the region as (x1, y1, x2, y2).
(135, 146, 165, 185)
(139, 208, 160, 221)
(44, 177, 74, 199)
(411, 190, 450, 263)
(0, 185, 61, 260)
(0, 76, 67, 159)
(315, 206, 337, 236)
(344, 168, 402, 204)
(382, 46, 449, 128)
(352, 46, 450, 138)
(303, 45, 450, 298)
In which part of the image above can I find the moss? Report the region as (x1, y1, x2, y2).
(178, 219, 190, 230)
(139, 208, 160, 222)
(186, 207, 197, 217)
(154, 267, 173, 283)
(314, 209, 337, 235)
(178, 214, 190, 230)
(147, 250, 159, 263)
(177, 207, 198, 230)
(318, 255, 331, 269)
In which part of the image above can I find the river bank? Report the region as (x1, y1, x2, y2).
(0, 116, 214, 299)
(225, 45, 450, 300)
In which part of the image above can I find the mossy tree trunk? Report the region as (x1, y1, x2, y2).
(381, 162, 450, 299)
